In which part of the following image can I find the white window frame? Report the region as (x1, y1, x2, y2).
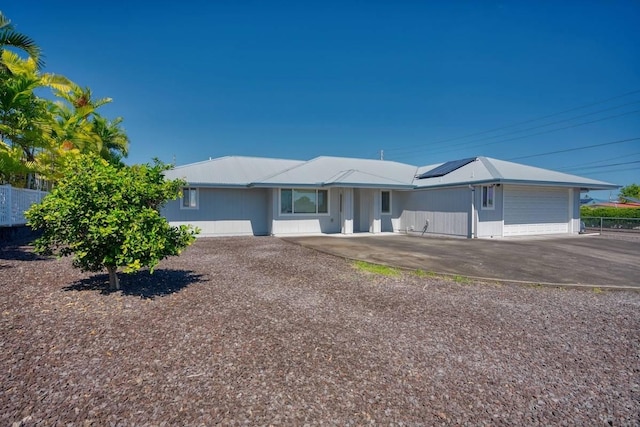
(181, 187, 199, 210)
(481, 185, 495, 210)
(280, 188, 330, 215)
(381, 190, 391, 215)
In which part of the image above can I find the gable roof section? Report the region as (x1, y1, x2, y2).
(163, 156, 305, 187)
(413, 157, 618, 190)
(166, 155, 617, 191)
(253, 156, 417, 189)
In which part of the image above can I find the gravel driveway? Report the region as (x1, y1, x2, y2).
(1, 236, 639, 425)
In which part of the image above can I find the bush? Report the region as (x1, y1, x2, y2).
(580, 206, 640, 219)
(26, 154, 199, 290)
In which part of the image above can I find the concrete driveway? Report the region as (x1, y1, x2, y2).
(283, 234, 640, 288)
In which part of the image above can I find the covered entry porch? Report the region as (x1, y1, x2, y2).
(337, 188, 396, 235)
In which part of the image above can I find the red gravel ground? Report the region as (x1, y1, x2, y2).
(1, 236, 639, 425)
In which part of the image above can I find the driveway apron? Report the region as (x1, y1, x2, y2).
(283, 234, 640, 288)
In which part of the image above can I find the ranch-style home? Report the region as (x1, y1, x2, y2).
(162, 155, 617, 238)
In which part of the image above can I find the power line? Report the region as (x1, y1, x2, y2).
(389, 110, 640, 161)
(507, 137, 640, 161)
(383, 88, 640, 155)
(559, 152, 640, 171)
(581, 166, 640, 176)
(563, 160, 640, 171)
(388, 100, 640, 156)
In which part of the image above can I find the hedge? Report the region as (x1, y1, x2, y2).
(581, 206, 640, 230)
(580, 206, 640, 219)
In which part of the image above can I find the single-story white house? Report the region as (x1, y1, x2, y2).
(162, 155, 618, 238)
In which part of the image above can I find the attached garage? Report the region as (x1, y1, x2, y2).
(503, 185, 570, 236)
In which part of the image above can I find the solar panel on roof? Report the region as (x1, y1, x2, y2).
(416, 157, 477, 179)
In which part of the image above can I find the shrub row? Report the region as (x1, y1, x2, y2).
(580, 206, 640, 219)
(581, 206, 640, 230)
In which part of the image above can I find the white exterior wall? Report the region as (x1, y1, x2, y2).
(269, 188, 341, 235)
(397, 187, 471, 237)
(569, 189, 580, 233)
(340, 188, 354, 234)
(475, 185, 504, 238)
(371, 190, 381, 233)
(352, 188, 398, 233)
(390, 190, 402, 232)
(163, 187, 269, 236)
(354, 189, 369, 232)
(380, 190, 399, 232)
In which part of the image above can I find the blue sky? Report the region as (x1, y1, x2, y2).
(4, 1, 639, 200)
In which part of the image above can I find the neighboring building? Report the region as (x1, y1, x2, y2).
(162, 155, 618, 238)
(587, 202, 640, 208)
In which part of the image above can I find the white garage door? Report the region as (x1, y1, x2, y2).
(503, 186, 569, 236)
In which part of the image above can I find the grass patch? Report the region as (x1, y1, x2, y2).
(414, 269, 438, 278)
(452, 275, 472, 284)
(592, 287, 603, 294)
(353, 260, 401, 277)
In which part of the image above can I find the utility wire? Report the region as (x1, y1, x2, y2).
(559, 152, 640, 171)
(387, 100, 640, 156)
(383, 89, 640, 154)
(389, 110, 640, 161)
(582, 166, 640, 176)
(507, 137, 640, 161)
(562, 160, 640, 171)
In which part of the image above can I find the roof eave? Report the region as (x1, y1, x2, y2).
(495, 179, 619, 190)
(323, 182, 415, 189)
(250, 183, 324, 188)
(185, 182, 251, 188)
(414, 178, 619, 190)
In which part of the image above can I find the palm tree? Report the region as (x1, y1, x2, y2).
(0, 51, 70, 187)
(0, 14, 129, 186)
(49, 84, 118, 155)
(0, 11, 43, 68)
(92, 115, 129, 163)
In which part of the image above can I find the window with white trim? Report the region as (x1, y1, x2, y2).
(381, 190, 391, 214)
(181, 187, 198, 209)
(481, 185, 494, 210)
(280, 189, 329, 214)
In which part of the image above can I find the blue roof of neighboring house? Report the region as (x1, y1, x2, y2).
(165, 155, 618, 191)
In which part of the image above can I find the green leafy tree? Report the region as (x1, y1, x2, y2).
(26, 154, 199, 290)
(619, 183, 640, 202)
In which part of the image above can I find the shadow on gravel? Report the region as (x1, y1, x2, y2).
(0, 245, 51, 262)
(64, 269, 206, 299)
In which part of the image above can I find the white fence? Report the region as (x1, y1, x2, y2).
(0, 184, 48, 227)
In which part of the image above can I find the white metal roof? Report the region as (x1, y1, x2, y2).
(165, 155, 618, 191)
(163, 156, 305, 186)
(413, 157, 618, 190)
(253, 156, 417, 188)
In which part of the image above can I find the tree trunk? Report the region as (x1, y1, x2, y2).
(107, 266, 120, 291)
